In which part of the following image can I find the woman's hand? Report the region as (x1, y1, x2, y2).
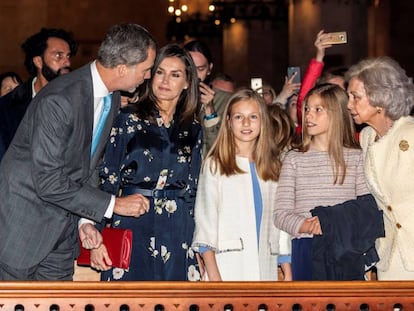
(275, 75, 301, 106)
(280, 262, 293, 281)
(90, 244, 113, 271)
(201, 250, 222, 281)
(315, 30, 333, 62)
(79, 223, 103, 249)
(299, 216, 322, 235)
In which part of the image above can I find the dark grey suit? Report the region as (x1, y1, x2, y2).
(0, 64, 119, 277)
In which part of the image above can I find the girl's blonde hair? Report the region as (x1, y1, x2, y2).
(300, 83, 359, 184)
(205, 88, 279, 181)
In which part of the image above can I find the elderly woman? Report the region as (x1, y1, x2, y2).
(346, 56, 414, 280)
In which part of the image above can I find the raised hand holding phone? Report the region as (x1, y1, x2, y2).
(200, 81, 215, 115)
(287, 67, 301, 84)
(275, 70, 301, 106)
(250, 78, 263, 93)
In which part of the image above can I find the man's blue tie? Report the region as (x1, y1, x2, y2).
(91, 94, 112, 156)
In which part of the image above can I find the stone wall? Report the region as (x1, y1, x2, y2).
(0, 0, 413, 88)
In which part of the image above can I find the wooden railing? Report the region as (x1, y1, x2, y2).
(0, 281, 413, 311)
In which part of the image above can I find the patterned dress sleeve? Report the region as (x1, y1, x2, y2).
(186, 122, 203, 203)
(100, 112, 135, 195)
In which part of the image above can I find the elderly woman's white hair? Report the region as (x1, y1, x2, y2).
(345, 56, 414, 120)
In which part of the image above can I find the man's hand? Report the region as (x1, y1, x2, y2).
(114, 194, 150, 217)
(200, 82, 216, 115)
(79, 223, 103, 249)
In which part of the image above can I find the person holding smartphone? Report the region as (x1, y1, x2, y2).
(295, 30, 347, 136)
(274, 73, 301, 108)
(184, 40, 234, 156)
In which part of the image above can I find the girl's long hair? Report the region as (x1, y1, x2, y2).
(205, 88, 279, 181)
(268, 104, 298, 180)
(299, 83, 359, 184)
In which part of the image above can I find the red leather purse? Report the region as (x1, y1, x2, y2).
(77, 227, 133, 269)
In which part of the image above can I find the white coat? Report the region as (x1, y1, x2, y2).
(192, 156, 290, 281)
(360, 116, 414, 272)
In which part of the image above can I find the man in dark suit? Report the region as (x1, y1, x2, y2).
(0, 28, 78, 161)
(0, 23, 156, 280)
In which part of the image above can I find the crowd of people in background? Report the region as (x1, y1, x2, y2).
(0, 23, 413, 282)
(0, 71, 22, 97)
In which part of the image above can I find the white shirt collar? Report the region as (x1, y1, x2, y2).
(91, 60, 110, 98)
(31, 77, 37, 98)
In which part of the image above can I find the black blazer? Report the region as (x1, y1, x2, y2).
(311, 194, 385, 280)
(0, 78, 34, 160)
(0, 64, 119, 269)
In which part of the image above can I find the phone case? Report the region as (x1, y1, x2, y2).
(327, 32, 347, 45)
(287, 67, 301, 84)
(250, 78, 263, 92)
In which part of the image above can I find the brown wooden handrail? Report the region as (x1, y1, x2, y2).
(0, 281, 413, 311)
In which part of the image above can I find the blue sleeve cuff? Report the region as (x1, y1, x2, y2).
(278, 255, 291, 264)
(204, 111, 218, 120)
(198, 246, 212, 254)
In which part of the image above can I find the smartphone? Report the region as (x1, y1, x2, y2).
(326, 31, 347, 45)
(287, 66, 301, 84)
(250, 78, 263, 93)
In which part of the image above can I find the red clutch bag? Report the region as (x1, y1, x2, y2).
(77, 227, 133, 269)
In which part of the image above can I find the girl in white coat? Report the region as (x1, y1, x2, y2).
(192, 88, 292, 281)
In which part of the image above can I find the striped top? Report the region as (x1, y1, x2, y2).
(273, 148, 369, 238)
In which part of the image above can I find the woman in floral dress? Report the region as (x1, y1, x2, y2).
(92, 44, 202, 281)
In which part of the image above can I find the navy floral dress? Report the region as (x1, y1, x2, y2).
(100, 110, 203, 281)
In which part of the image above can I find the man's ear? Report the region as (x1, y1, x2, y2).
(33, 56, 43, 70)
(208, 63, 214, 76)
(118, 64, 128, 77)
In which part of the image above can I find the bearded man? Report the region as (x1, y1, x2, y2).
(0, 28, 77, 160)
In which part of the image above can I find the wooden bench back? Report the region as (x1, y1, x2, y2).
(0, 281, 412, 310)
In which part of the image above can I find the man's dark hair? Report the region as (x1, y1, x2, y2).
(0, 71, 23, 86)
(183, 40, 213, 64)
(212, 72, 234, 83)
(21, 28, 78, 76)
